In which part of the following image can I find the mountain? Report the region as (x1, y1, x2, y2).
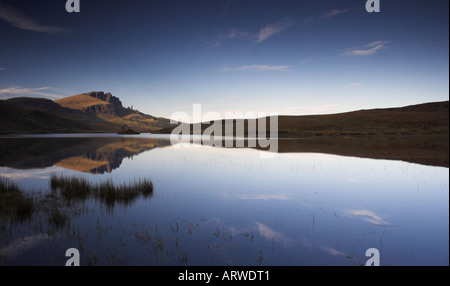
(0, 97, 120, 134)
(55, 91, 171, 132)
(1, 93, 448, 137)
(156, 101, 449, 138)
(0, 91, 170, 134)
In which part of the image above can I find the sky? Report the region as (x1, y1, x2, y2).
(0, 0, 449, 120)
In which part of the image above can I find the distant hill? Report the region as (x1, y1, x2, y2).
(1, 94, 448, 137)
(156, 101, 449, 137)
(55, 91, 171, 133)
(0, 91, 171, 134)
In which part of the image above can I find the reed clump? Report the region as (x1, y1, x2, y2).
(0, 177, 34, 222)
(50, 174, 154, 208)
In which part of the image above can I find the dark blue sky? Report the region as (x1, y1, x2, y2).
(0, 0, 448, 119)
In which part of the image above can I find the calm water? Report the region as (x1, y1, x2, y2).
(0, 134, 448, 266)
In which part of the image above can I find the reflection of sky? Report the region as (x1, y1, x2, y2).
(1, 143, 448, 265)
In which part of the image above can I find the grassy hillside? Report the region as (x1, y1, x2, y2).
(0, 92, 171, 134)
(55, 93, 109, 109)
(55, 91, 171, 133)
(0, 97, 120, 134)
(156, 101, 449, 138)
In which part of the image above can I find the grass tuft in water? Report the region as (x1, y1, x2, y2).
(50, 174, 154, 208)
(0, 177, 34, 222)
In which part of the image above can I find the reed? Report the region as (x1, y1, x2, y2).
(0, 177, 34, 221)
(50, 174, 154, 208)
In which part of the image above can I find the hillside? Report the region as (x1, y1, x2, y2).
(0, 97, 120, 134)
(55, 92, 171, 133)
(0, 92, 171, 134)
(156, 101, 449, 138)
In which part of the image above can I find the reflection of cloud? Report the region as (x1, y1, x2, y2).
(301, 238, 348, 258)
(342, 209, 389, 225)
(238, 194, 289, 201)
(0, 234, 49, 259)
(298, 201, 313, 208)
(320, 246, 346, 256)
(0, 167, 61, 180)
(256, 222, 293, 247)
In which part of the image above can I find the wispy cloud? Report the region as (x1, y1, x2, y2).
(0, 67, 5, 71)
(299, 57, 312, 65)
(202, 18, 294, 47)
(256, 18, 295, 43)
(321, 9, 349, 19)
(342, 41, 389, 56)
(235, 64, 291, 72)
(0, 3, 65, 33)
(0, 86, 65, 99)
(200, 28, 250, 47)
(346, 83, 363, 88)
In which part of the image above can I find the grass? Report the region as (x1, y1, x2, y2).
(50, 174, 154, 208)
(55, 93, 109, 109)
(0, 177, 34, 222)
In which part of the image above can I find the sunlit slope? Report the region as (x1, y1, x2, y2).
(55, 93, 109, 109)
(55, 91, 171, 133)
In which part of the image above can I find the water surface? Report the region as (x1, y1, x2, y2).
(0, 134, 448, 266)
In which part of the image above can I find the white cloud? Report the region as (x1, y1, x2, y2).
(256, 18, 295, 43)
(235, 64, 291, 72)
(322, 9, 349, 19)
(346, 83, 363, 88)
(342, 41, 389, 56)
(0, 67, 5, 71)
(0, 86, 65, 99)
(0, 3, 65, 33)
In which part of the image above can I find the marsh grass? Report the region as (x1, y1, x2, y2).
(50, 174, 154, 208)
(0, 177, 34, 222)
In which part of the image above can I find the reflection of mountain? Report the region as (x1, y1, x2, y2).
(275, 136, 449, 168)
(0, 135, 447, 171)
(190, 136, 449, 168)
(0, 137, 170, 174)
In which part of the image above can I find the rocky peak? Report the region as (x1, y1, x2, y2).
(87, 91, 123, 108)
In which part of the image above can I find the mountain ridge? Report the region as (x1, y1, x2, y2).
(1, 93, 448, 137)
